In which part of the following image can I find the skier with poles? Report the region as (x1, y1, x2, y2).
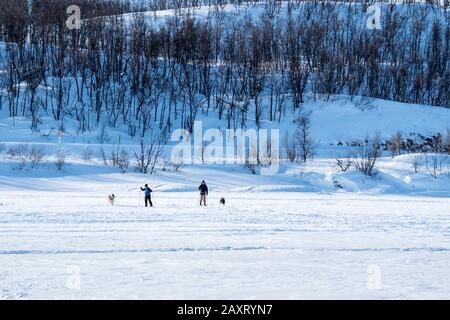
(199, 180, 208, 206)
(140, 184, 153, 207)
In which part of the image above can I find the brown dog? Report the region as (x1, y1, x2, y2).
(107, 194, 116, 206)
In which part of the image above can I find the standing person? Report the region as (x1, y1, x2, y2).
(199, 180, 208, 206)
(140, 184, 153, 207)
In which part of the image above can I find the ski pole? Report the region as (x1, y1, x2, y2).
(139, 190, 142, 207)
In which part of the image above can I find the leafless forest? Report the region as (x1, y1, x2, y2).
(0, 0, 448, 137)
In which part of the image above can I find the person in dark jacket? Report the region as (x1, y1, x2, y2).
(140, 184, 153, 207)
(199, 180, 208, 206)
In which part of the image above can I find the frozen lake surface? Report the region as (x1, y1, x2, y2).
(1, 182, 449, 299)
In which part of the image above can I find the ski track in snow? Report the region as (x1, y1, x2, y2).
(1, 188, 450, 299)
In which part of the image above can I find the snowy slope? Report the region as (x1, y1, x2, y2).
(0, 95, 449, 196)
(1, 89, 449, 144)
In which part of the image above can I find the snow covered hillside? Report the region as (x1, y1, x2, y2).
(1, 95, 449, 196)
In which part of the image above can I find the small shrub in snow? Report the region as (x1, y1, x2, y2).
(446, 129, 450, 155)
(98, 147, 108, 166)
(258, 138, 278, 169)
(110, 145, 120, 167)
(29, 146, 47, 168)
(352, 134, 382, 177)
(56, 152, 66, 171)
(446, 157, 450, 180)
(134, 130, 168, 174)
(244, 159, 257, 175)
(162, 160, 184, 173)
(294, 111, 318, 163)
(412, 156, 423, 173)
(7, 144, 29, 170)
(283, 131, 296, 162)
(117, 149, 130, 173)
(333, 177, 344, 189)
(428, 155, 443, 180)
(161, 161, 169, 172)
(172, 161, 184, 173)
(97, 124, 110, 144)
(7, 144, 29, 160)
(335, 153, 353, 172)
(6, 144, 46, 169)
(387, 131, 403, 158)
(127, 122, 137, 137)
(109, 146, 130, 172)
(82, 147, 95, 163)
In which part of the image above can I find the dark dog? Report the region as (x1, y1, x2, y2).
(219, 197, 225, 205)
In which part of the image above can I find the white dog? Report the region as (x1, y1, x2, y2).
(107, 194, 116, 206)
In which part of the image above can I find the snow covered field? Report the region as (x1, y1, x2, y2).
(1, 167, 450, 299)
